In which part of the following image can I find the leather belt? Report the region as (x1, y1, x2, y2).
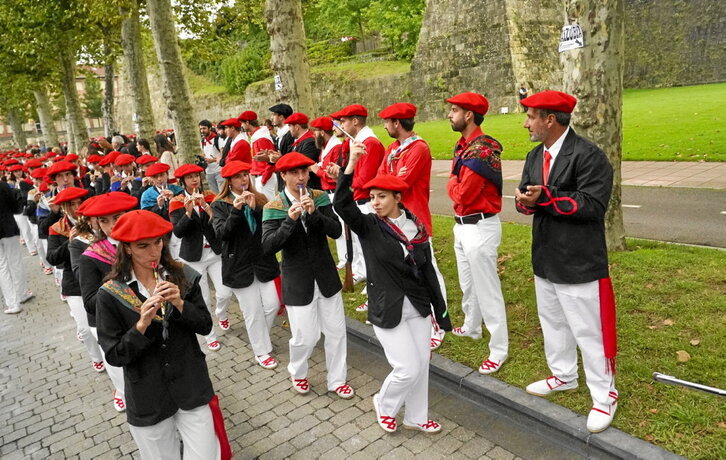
(355, 198, 371, 205)
(454, 212, 495, 225)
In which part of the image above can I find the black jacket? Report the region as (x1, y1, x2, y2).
(334, 173, 450, 330)
(96, 265, 214, 427)
(77, 243, 113, 328)
(292, 137, 321, 190)
(261, 189, 342, 305)
(169, 198, 222, 262)
(47, 223, 82, 297)
(212, 198, 280, 289)
(0, 182, 20, 239)
(516, 129, 613, 284)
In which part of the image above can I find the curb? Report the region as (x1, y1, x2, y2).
(345, 317, 684, 460)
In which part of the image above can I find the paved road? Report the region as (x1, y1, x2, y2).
(1, 251, 587, 459)
(430, 177, 726, 248)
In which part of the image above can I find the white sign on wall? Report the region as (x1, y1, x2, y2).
(274, 74, 283, 91)
(559, 24, 585, 52)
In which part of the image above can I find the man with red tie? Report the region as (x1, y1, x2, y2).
(446, 92, 509, 375)
(514, 90, 618, 433)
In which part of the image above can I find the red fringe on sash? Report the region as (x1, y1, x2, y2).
(209, 395, 232, 460)
(598, 277, 618, 375)
(274, 275, 286, 316)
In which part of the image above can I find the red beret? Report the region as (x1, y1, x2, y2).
(25, 159, 43, 169)
(275, 152, 315, 172)
(110, 210, 173, 243)
(520, 90, 577, 113)
(85, 154, 102, 164)
(8, 164, 23, 172)
(30, 167, 48, 179)
(338, 104, 368, 118)
(80, 192, 138, 217)
(364, 174, 409, 193)
(310, 116, 333, 131)
(47, 161, 77, 177)
(65, 153, 79, 162)
(39, 182, 49, 193)
(328, 109, 344, 119)
(53, 186, 89, 205)
(114, 154, 136, 166)
(285, 112, 309, 125)
(174, 163, 204, 178)
(145, 163, 170, 177)
(76, 196, 96, 216)
(238, 110, 258, 122)
(135, 154, 159, 165)
(46, 151, 58, 158)
(4, 159, 19, 166)
(379, 102, 417, 120)
(53, 156, 66, 162)
(221, 160, 252, 178)
(220, 117, 242, 128)
(99, 151, 121, 167)
(446, 92, 489, 115)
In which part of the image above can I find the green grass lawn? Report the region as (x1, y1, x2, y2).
(338, 215, 726, 459)
(370, 82, 726, 162)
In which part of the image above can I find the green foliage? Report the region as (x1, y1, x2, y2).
(81, 70, 103, 119)
(306, 39, 354, 66)
(363, 0, 426, 60)
(220, 45, 271, 94)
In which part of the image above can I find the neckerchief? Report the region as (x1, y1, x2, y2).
(375, 209, 429, 276)
(387, 135, 422, 169)
(82, 238, 117, 265)
(451, 134, 503, 194)
(228, 193, 258, 234)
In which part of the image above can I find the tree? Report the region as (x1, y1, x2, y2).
(120, 0, 156, 141)
(82, 70, 104, 119)
(6, 109, 28, 149)
(265, 0, 314, 114)
(561, 0, 626, 251)
(59, 46, 89, 153)
(146, 0, 201, 163)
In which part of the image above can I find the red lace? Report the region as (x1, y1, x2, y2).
(219, 319, 229, 328)
(93, 362, 104, 370)
(421, 420, 440, 430)
(379, 416, 397, 430)
(261, 357, 276, 367)
(335, 384, 352, 395)
(294, 379, 309, 391)
(480, 360, 500, 370)
(114, 397, 125, 409)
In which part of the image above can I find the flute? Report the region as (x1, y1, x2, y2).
(150, 261, 166, 316)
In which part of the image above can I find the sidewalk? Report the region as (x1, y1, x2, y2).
(432, 160, 726, 189)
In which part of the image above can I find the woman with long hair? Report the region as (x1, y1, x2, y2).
(46, 186, 105, 373)
(96, 210, 228, 460)
(75, 192, 138, 413)
(168, 164, 233, 351)
(155, 133, 178, 177)
(211, 161, 281, 369)
(333, 146, 451, 434)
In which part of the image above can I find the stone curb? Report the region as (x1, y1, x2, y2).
(345, 317, 684, 460)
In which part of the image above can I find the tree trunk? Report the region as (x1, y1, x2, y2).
(33, 89, 60, 148)
(7, 109, 28, 149)
(561, 0, 627, 251)
(264, 0, 314, 114)
(120, 0, 156, 141)
(59, 47, 89, 153)
(102, 49, 116, 137)
(66, 112, 76, 154)
(145, 0, 199, 164)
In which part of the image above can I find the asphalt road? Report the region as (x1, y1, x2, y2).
(430, 177, 726, 248)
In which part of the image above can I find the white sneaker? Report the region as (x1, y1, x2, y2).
(478, 357, 507, 375)
(587, 392, 618, 433)
(20, 291, 35, 304)
(451, 326, 482, 340)
(373, 393, 397, 433)
(113, 391, 126, 412)
(356, 301, 368, 312)
(403, 419, 442, 434)
(255, 354, 278, 370)
(207, 341, 221, 351)
(526, 376, 578, 396)
(3, 306, 22, 314)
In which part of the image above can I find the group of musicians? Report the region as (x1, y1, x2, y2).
(0, 89, 618, 459)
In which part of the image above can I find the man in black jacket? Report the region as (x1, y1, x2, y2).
(286, 112, 321, 190)
(514, 90, 618, 433)
(0, 181, 32, 314)
(261, 152, 354, 399)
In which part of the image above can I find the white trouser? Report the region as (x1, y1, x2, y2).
(205, 168, 223, 194)
(286, 283, 347, 390)
(128, 404, 220, 460)
(534, 276, 617, 406)
(90, 327, 125, 400)
(66, 296, 103, 363)
(373, 299, 431, 425)
(350, 201, 373, 279)
(327, 192, 347, 266)
(230, 277, 279, 356)
(29, 224, 49, 268)
(14, 214, 37, 253)
(170, 235, 182, 261)
(453, 216, 508, 360)
(255, 175, 278, 201)
(0, 236, 27, 310)
(183, 248, 233, 344)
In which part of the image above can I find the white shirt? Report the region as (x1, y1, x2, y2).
(318, 135, 342, 166)
(388, 211, 418, 257)
(284, 188, 307, 231)
(229, 132, 248, 149)
(128, 268, 153, 299)
(354, 125, 377, 143)
(544, 126, 571, 164)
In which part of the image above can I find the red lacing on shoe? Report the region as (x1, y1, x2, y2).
(420, 420, 440, 430)
(452, 327, 464, 334)
(480, 360, 500, 371)
(335, 384, 352, 395)
(219, 319, 229, 329)
(261, 356, 277, 367)
(294, 379, 309, 391)
(93, 361, 104, 370)
(546, 376, 568, 390)
(356, 302, 368, 311)
(208, 341, 219, 348)
(609, 391, 619, 401)
(379, 416, 397, 431)
(430, 338, 442, 348)
(114, 397, 125, 409)
(591, 406, 612, 416)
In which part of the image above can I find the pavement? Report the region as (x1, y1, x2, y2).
(432, 160, 726, 189)
(3, 251, 576, 460)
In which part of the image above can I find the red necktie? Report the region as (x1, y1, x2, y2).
(542, 150, 552, 185)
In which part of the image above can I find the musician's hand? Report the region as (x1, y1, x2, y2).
(242, 191, 256, 209)
(268, 151, 281, 163)
(326, 163, 341, 179)
(33, 191, 43, 202)
(142, 177, 152, 187)
(514, 185, 542, 207)
(156, 194, 166, 207)
(184, 196, 195, 215)
(300, 195, 315, 214)
(69, 226, 80, 240)
(252, 152, 268, 162)
(136, 295, 164, 333)
(155, 280, 183, 310)
(162, 189, 174, 200)
(288, 203, 303, 220)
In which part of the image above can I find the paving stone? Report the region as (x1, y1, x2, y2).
(458, 436, 496, 458)
(486, 446, 516, 460)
